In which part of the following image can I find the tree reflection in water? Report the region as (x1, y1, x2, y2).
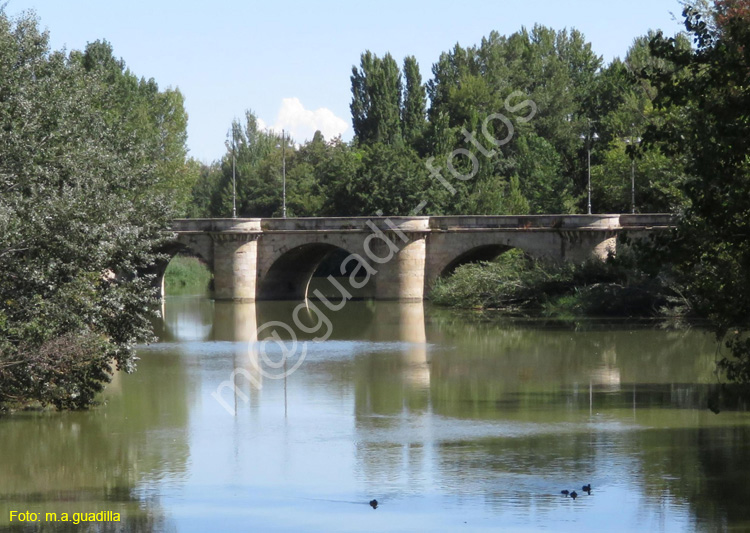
(4, 296, 748, 531)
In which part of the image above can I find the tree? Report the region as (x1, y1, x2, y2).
(514, 133, 572, 213)
(0, 11, 176, 409)
(644, 0, 750, 382)
(317, 137, 364, 215)
(342, 143, 430, 215)
(401, 55, 427, 149)
(188, 162, 222, 218)
(423, 26, 603, 214)
(285, 131, 327, 216)
(211, 111, 279, 217)
(350, 51, 403, 145)
(75, 40, 199, 216)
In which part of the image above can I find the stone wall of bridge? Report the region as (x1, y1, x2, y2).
(166, 215, 672, 302)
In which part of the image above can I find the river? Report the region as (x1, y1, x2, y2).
(1, 296, 749, 532)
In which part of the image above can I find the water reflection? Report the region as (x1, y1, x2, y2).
(157, 296, 213, 342)
(163, 297, 750, 533)
(212, 301, 257, 342)
(0, 344, 193, 531)
(3, 297, 750, 532)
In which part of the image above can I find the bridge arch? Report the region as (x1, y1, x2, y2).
(424, 231, 563, 293)
(149, 237, 214, 299)
(438, 244, 515, 278)
(257, 243, 372, 301)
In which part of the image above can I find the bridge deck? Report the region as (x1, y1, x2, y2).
(170, 214, 673, 234)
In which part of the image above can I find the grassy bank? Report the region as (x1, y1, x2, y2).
(164, 255, 213, 295)
(429, 249, 679, 319)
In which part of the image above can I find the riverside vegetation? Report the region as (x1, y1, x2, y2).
(164, 256, 213, 295)
(1, 0, 749, 411)
(429, 249, 677, 320)
(0, 10, 196, 410)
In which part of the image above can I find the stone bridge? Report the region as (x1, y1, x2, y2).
(164, 214, 672, 301)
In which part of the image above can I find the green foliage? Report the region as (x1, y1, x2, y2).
(430, 249, 673, 317)
(190, 22, 698, 220)
(426, 26, 603, 213)
(164, 256, 212, 295)
(401, 55, 427, 150)
(351, 51, 403, 146)
(190, 111, 282, 217)
(316, 137, 365, 215)
(0, 11, 186, 410)
(514, 133, 571, 213)
(74, 39, 199, 216)
(643, 0, 750, 383)
(187, 162, 222, 218)
(194, 122, 445, 217)
(430, 250, 537, 309)
(331, 143, 430, 215)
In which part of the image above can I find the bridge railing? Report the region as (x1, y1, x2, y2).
(170, 214, 675, 234)
(428, 215, 622, 231)
(171, 217, 433, 233)
(618, 214, 675, 228)
(170, 218, 262, 233)
(259, 217, 430, 232)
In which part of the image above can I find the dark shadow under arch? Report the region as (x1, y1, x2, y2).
(440, 244, 515, 278)
(258, 243, 366, 301)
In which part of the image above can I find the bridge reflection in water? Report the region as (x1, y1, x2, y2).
(5, 295, 747, 533)
(159, 292, 722, 422)
(161, 295, 431, 406)
(150, 295, 750, 531)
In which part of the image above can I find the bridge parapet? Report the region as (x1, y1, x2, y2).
(259, 217, 431, 233)
(170, 214, 672, 234)
(429, 214, 621, 231)
(619, 214, 675, 228)
(170, 218, 262, 234)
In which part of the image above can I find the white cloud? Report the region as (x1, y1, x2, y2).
(265, 97, 348, 143)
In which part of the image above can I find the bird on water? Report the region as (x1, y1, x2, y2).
(561, 490, 569, 497)
(570, 491, 578, 500)
(582, 484, 591, 494)
(369, 499, 378, 509)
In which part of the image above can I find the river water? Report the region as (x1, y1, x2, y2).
(2, 296, 750, 532)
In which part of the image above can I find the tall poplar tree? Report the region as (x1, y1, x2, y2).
(350, 51, 403, 145)
(401, 55, 426, 149)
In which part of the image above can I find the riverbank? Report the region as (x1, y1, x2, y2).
(429, 250, 681, 320)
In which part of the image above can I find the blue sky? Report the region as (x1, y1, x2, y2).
(5, 0, 686, 163)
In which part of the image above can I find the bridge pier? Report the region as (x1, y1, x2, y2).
(212, 234, 259, 301)
(374, 234, 427, 301)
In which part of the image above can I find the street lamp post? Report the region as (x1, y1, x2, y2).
(275, 130, 288, 219)
(631, 157, 635, 214)
(580, 123, 599, 215)
(282, 129, 287, 219)
(587, 140, 592, 215)
(232, 130, 237, 219)
(625, 136, 642, 214)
